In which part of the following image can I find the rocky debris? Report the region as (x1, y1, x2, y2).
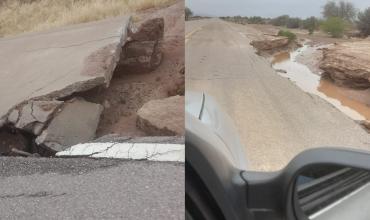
(36, 98, 103, 152)
(0, 130, 28, 156)
(137, 96, 184, 136)
(251, 35, 290, 52)
(320, 41, 370, 89)
(8, 101, 63, 135)
(119, 18, 164, 72)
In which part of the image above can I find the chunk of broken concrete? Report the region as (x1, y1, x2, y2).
(129, 18, 164, 41)
(9, 101, 63, 135)
(7, 109, 19, 124)
(119, 18, 164, 72)
(137, 95, 184, 136)
(250, 36, 290, 51)
(36, 98, 103, 152)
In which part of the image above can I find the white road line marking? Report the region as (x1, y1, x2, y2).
(56, 142, 185, 162)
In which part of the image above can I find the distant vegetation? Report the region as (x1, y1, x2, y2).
(277, 30, 297, 41)
(322, 1, 356, 22)
(220, 0, 370, 38)
(321, 17, 346, 38)
(357, 7, 370, 36)
(220, 16, 269, 25)
(185, 7, 193, 21)
(0, 0, 177, 37)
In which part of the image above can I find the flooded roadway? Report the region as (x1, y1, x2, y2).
(272, 44, 370, 121)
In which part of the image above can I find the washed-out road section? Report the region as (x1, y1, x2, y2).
(185, 19, 370, 171)
(0, 16, 130, 122)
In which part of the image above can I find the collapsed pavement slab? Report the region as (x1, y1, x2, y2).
(8, 101, 63, 135)
(119, 18, 164, 72)
(137, 95, 185, 136)
(36, 98, 103, 152)
(0, 15, 131, 122)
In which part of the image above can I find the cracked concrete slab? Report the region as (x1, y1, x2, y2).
(56, 142, 185, 162)
(0, 15, 131, 122)
(9, 100, 63, 135)
(36, 98, 103, 152)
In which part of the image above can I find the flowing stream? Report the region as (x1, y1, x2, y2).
(272, 44, 370, 121)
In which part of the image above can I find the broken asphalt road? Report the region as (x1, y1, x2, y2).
(0, 16, 131, 122)
(186, 19, 370, 171)
(0, 157, 184, 220)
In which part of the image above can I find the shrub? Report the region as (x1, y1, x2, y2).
(321, 17, 345, 38)
(358, 7, 370, 36)
(278, 30, 296, 41)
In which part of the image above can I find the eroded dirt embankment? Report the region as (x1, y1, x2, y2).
(248, 24, 370, 133)
(320, 41, 370, 89)
(0, 1, 185, 156)
(80, 1, 185, 137)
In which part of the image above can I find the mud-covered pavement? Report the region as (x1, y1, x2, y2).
(186, 19, 370, 171)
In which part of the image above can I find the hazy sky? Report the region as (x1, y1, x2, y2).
(186, 0, 370, 18)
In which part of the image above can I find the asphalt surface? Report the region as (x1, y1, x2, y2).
(0, 16, 130, 121)
(185, 19, 370, 171)
(0, 157, 184, 220)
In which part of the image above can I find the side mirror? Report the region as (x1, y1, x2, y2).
(293, 165, 370, 220)
(241, 147, 370, 220)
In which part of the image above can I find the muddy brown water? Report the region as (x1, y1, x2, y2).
(272, 52, 290, 65)
(272, 45, 370, 121)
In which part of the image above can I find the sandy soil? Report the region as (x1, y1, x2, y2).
(86, 0, 184, 137)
